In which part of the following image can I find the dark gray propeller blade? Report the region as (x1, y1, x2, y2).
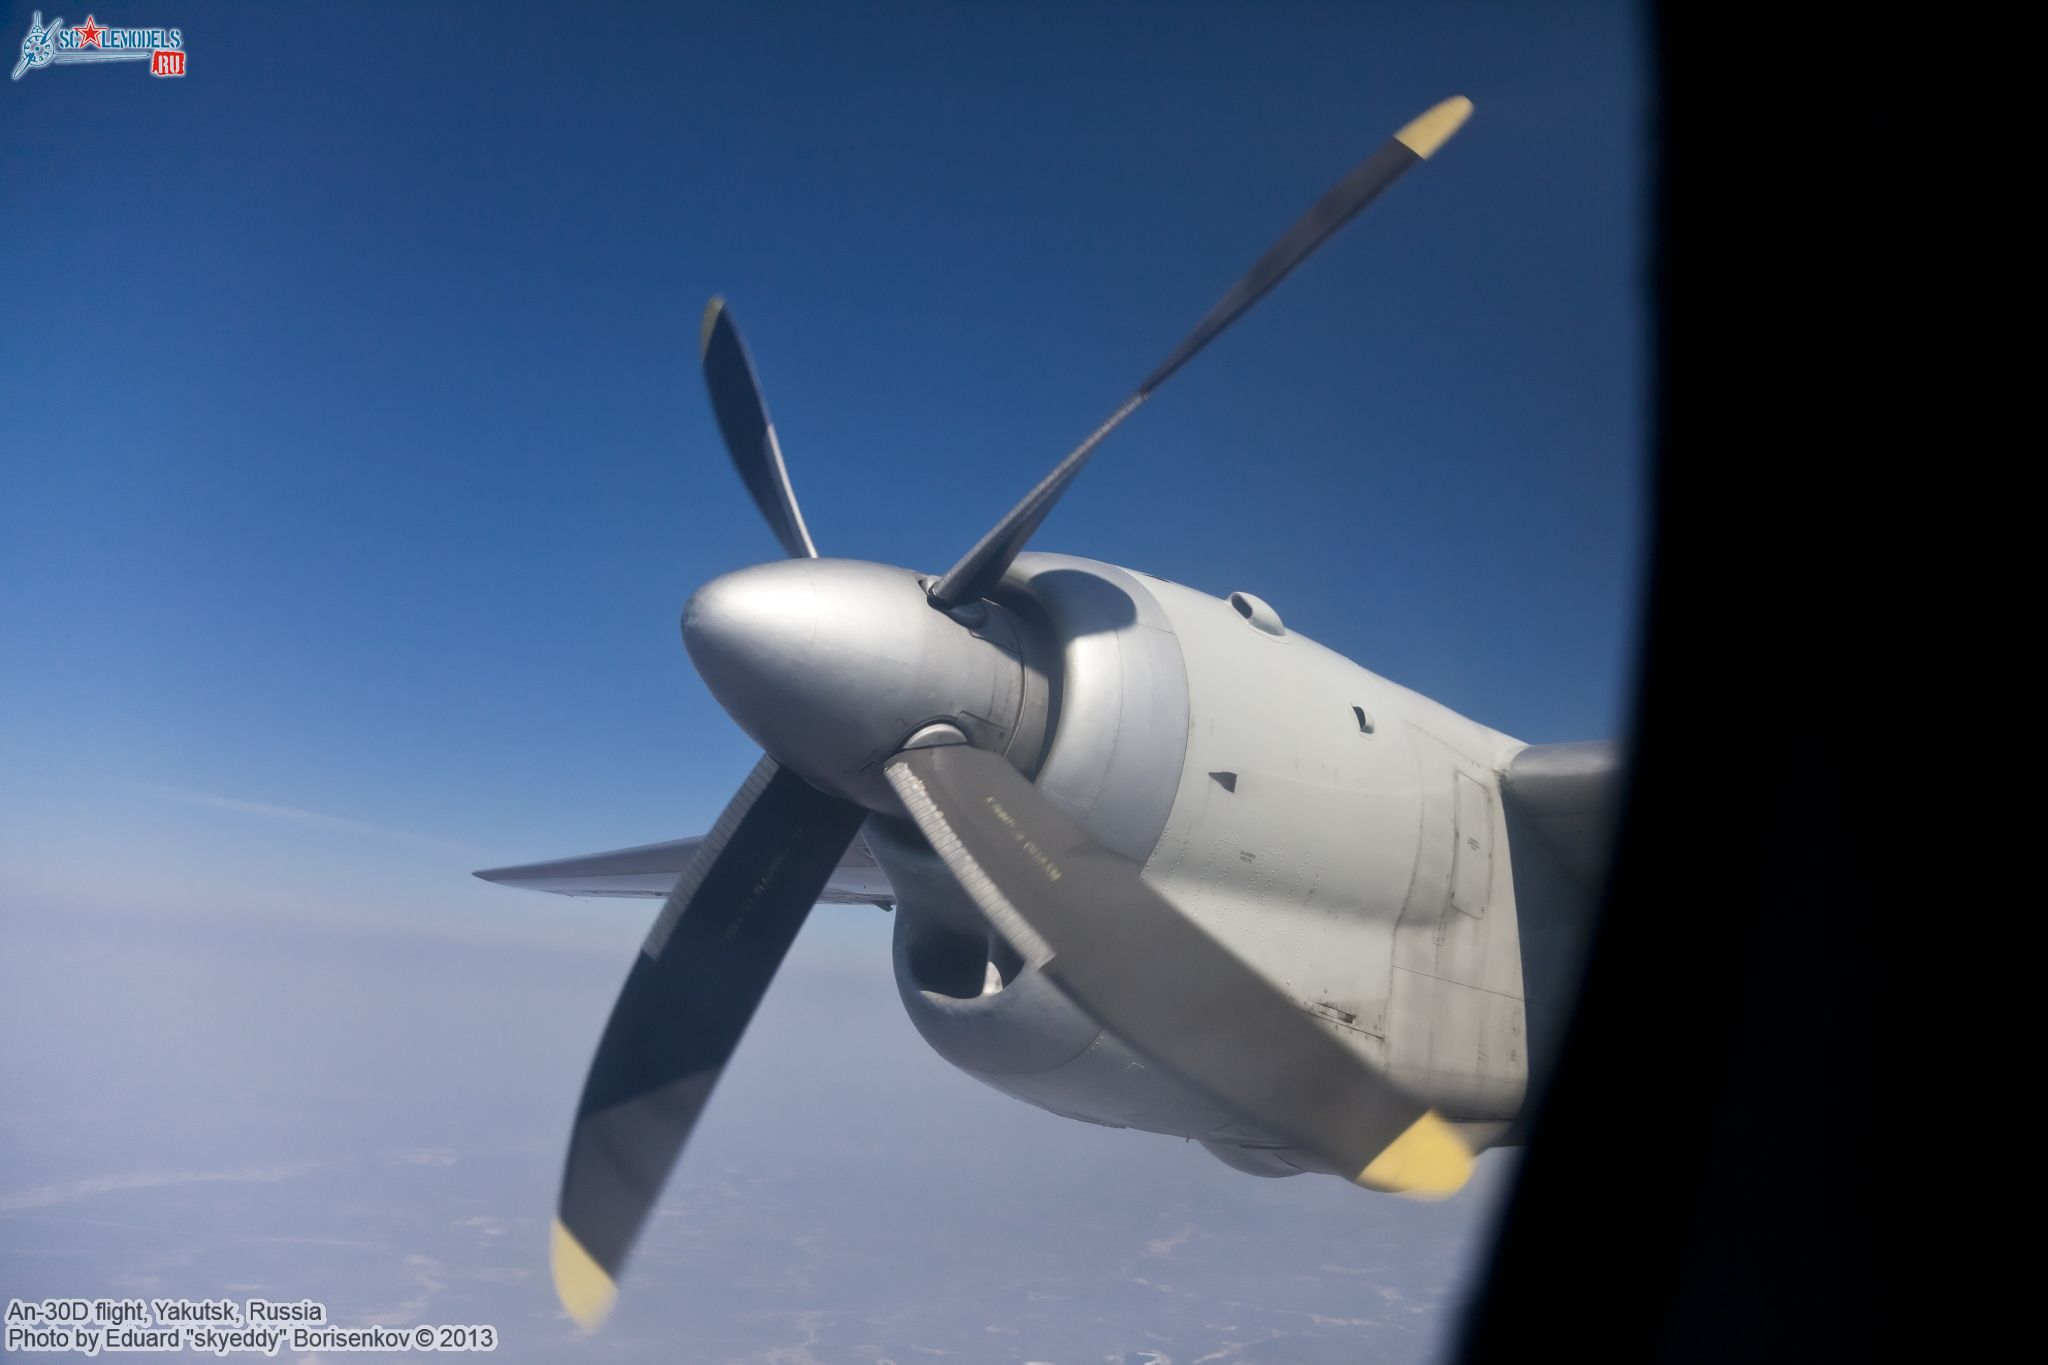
(884, 740, 1473, 1194)
(551, 756, 865, 1327)
(926, 95, 1472, 609)
(699, 298, 819, 559)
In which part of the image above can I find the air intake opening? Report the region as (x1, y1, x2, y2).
(904, 926, 994, 1001)
(1227, 591, 1286, 636)
(1352, 705, 1375, 734)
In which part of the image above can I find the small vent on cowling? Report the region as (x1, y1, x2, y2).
(1227, 591, 1286, 636)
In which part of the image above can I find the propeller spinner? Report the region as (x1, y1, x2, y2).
(550, 95, 1475, 1328)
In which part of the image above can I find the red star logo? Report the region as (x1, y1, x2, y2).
(77, 16, 102, 48)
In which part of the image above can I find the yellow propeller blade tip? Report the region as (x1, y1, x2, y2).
(550, 1219, 618, 1330)
(1353, 1112, 1474, 1197)
(1394, 96, 1474, 160)
(699, 296, 726, 358)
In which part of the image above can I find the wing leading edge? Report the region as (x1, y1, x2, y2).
(1501, 740, 1623, 889)
(475, 831, 894, 905)
(1499, 739, 1624, 1132)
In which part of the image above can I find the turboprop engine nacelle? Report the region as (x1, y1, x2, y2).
(872, 552, 1534, 1166)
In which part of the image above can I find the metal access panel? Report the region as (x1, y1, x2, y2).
(1449, 770, 1494, 918)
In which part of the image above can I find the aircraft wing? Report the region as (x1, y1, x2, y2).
(1499, 738, 1624, 1117)
(1501, 740, 1623, 890)
(474, 830, 895, 905)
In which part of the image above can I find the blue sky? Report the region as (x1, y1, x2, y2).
(1, 3, 1645, 1356)
(1, 2, 1645, 945)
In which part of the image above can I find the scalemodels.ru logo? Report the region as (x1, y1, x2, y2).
(13, 12, 186, 81)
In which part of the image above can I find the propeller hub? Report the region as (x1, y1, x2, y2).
(683, 558, 1039, 810)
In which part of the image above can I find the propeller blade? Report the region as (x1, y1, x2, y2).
(552, 757, 865, 1328)
(926, 95, 1473, 609)
(884, 741, 1473, 1195)
(699, 298, 820, 559)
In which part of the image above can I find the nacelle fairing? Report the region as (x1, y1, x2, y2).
(874, 553, 1532, 1171)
